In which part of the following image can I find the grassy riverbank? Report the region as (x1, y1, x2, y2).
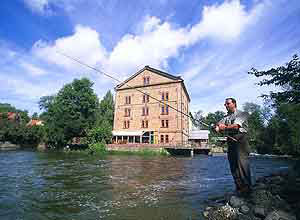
(63, 146, 170, 157)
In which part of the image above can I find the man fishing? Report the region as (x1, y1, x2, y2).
(215, 98, 252, 195)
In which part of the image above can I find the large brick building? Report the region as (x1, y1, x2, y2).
(112, 66, 190, 145)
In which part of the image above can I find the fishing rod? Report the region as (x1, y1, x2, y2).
(56, 51, 237, 142)
(8, 28, 237, 142)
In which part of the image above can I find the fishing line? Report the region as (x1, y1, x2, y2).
(5, 26, 235, 141)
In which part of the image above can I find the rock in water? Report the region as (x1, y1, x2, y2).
(264, 210, 296, 220)
(229, 196, 244, 208)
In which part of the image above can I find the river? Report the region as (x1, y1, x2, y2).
(0, 150, 294, 220)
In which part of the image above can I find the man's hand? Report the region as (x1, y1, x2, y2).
(218, 123, 227, 131)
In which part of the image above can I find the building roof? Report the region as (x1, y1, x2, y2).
(115, 65, 190, 102)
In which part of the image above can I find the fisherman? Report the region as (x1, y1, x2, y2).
(215, 98, 252, 195)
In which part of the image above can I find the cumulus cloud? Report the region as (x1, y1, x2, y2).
(23, 0, 50, 14)
(107, 16, 189, 75)
(190, 0, 264, 42)
(32, 25, 107, 70)
(0, 75, 56, 100)
(31, 1, 264, 77)
(20, 61, 48, 76)
(23, 0, 78, 14)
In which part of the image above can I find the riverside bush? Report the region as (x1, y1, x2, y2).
(88, 141, 107, 155)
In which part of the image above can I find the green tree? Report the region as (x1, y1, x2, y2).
(31, 112, 39, 120)
(41, 78, 99, 148)
(0, 103, 17, 113)
(97, 90, 114, 127)
(249, 53, 300, 156)
(204, 111, 226, 126)
(249, 54, 300, 104)
(193, 110, 205, 128)
(242, 102, 265, 151)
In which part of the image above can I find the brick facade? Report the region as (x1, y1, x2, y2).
(112, 66, 190, 145)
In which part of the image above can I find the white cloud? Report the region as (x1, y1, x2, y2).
(23, 0, 50, 14)
(31, 1, 264, 77)
(189, 0, 264, 42)
(23, 0, 79, 14)
(20, 61, 47, 76)
(107, 16, 189, 75)
(0, 76, 58, 100)
(32, 25, 108, 70)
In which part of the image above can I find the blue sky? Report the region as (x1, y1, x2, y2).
(0, 0, 300, 115)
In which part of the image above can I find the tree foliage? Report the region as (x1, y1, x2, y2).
(0, 104, 44, 146)
(248, 53, 300, 156)
(41, 78, 99, 148)
(97, 90, 114, 127)
(242, 102, 265, 150)
(193, 110, 225, 129)
(86, 90, 115, 147)
(249, 54, 300, 104)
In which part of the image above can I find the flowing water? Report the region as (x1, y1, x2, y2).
(0, 150, 294, 220)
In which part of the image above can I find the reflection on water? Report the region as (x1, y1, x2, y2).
(0, 151, 294, 220)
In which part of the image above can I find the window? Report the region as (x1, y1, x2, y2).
(165, 135, 169, 143)
(124, 120, 130, 129)
(125, 96, 131, 104)
(161, 105, 169, 115)
(160, 135, 164, 143)
(162, 92, 169, 101)
(162, 120, 168, 128)
(143, 94, 149, 103)
(141, 120, 148, 128)
(143, 76, 150, 85)
(142, 107, 149, 116)
(125, 108, 131, 117)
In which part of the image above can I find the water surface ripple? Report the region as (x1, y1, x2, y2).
(0, 151, 294, 220)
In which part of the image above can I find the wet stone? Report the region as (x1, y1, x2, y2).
(239, 205, 250, 214)
(229, 196, 244, 208)
(236, 214, 251, 220)
(269, 176, 283, 185)
(253, 207, 265, 218)
(203, 211, 209, 218)
(264, 210, 296, 220)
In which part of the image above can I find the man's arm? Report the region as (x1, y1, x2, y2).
(216, 123, 240, 132)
